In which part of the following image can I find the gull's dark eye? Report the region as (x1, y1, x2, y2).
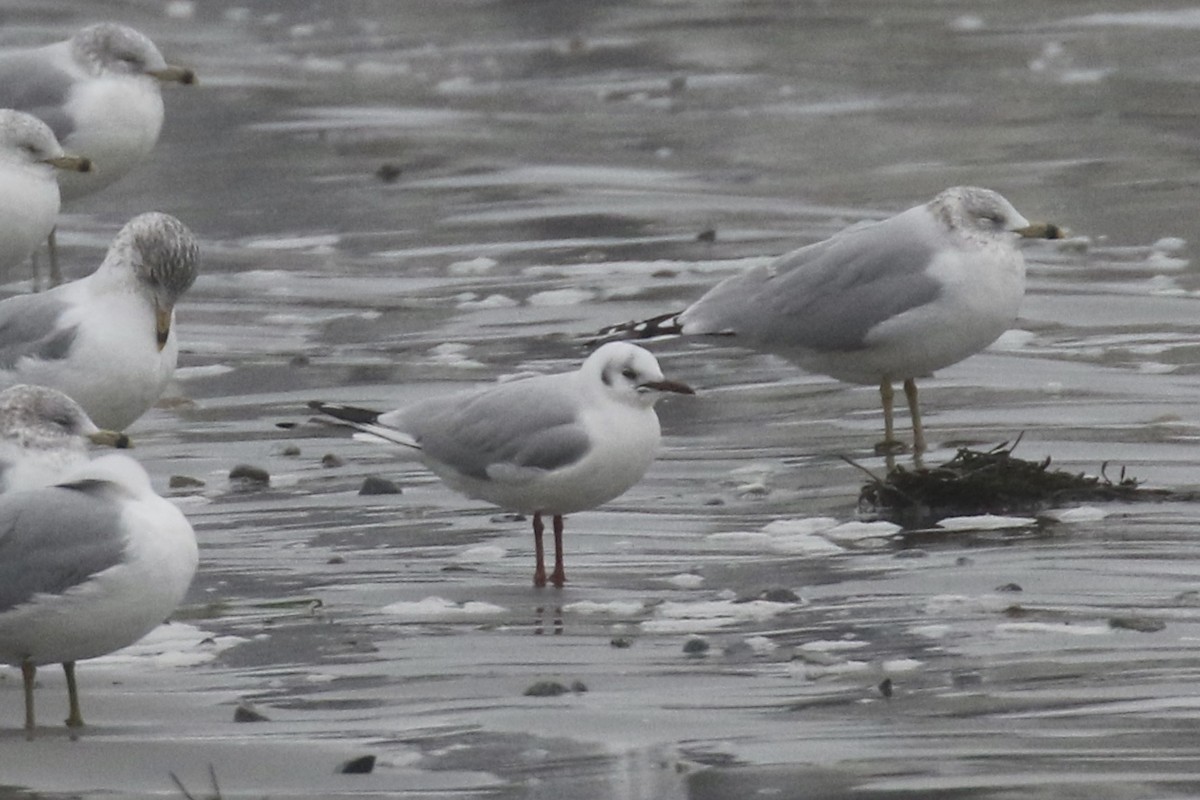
(621, 367, 638, 381)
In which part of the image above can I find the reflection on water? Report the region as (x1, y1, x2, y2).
(3, 1, 1200, 798)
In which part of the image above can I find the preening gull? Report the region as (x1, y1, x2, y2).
(0, 212, 199, 430)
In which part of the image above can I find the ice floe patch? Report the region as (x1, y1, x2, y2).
(640, 598, 797, 633)
(563, 600, 648, 616)
(1041, 505, 1109, 523)
(93, 622, 244, 668)
(456, 544, 507, 563)
(426, 342, 485, 368)
(381, 596, 508, 621)
(936, 514, 1037, 531)
(448, 256, 499, 276)
(704, 516, 898, 555)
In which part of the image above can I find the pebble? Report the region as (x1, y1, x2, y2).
(229, 464, 270, 492)
(359, 476, 402, 495)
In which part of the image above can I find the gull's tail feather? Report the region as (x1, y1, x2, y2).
(589, 311, 685, 346)
(307, 401, 420, 450)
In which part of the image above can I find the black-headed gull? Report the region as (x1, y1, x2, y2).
(310, 341, 694, 588)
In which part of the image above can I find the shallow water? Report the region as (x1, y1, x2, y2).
(5, 1, 1200, 798)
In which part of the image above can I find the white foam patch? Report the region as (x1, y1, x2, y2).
(93, 622, 244, 668)
(1042, 506, 1109, 523)
(936, 514, 1037, 531)
(527, 288, 596, 306)
(664, 573, 704, 589)
(882, 658, 923, 673)
(640, 599, 795, 633)
(448, 256, 499, 275)
(381, 596, 508, 621)
(456, 545, 506, 563)
(563, 600, 647, 616)
(823, 520, 902, 543)
(457, 293, 518, 310)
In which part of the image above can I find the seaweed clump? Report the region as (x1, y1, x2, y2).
(857, 439, 1167, 528)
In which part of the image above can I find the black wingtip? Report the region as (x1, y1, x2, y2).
(308, 401, 382, 425)
(587, 311, 686, 347)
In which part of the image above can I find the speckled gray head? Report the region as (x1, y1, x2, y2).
(0, 110, 92, 175)
(0, 384, 99, 448)
(108, 212, 199, 350)
(70, 23, 196, 84)
(930, 186, 1063, 242)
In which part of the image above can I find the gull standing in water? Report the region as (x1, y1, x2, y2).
(596, 186, 1062, 453)
(0, 110, 90, 281)
(0, 452, 197, 738)
(0, 212, 198, 430)
(0, 23, 196, 284)
(310, 342, 694, 588)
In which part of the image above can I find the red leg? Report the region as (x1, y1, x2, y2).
(550, 515, 566, 588)
(532, 512, 547, 588)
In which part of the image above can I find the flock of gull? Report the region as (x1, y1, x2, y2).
(0, 22, 1063, 739)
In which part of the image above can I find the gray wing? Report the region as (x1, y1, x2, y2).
(395, 375, 591, 480)
(0, 479, 126, 613)
(0, 49, 78, 142)
(680, 210, 943, 353)
(0, 291, 79, 370)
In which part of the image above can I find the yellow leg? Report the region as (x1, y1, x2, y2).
(874, 379, 905, 454)
(21, 659, 36, 740)
(63, 661, 84, 730)
(48, 228, 62, 288)
(903, 378, 925, 453)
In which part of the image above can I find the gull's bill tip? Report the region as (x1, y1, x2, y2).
(1015, 221, 1065, 240)
(44, 154, 92, 173)
(640, 379, 695, 395)
(88, 429, 132, 449)
(149, 65, 197, 85)
(155, 307, 172, 351)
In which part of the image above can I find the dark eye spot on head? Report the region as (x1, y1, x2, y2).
(601, 367, 613, 387)
(621, 367, 638, 381)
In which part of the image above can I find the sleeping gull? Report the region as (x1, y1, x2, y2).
(0, 384, 128, 493)
(0, 23, 196, 284)
(0, 110, 90, 281)
(0, 452, 197, 738)
(310, 342, 694, 588)
(595, 186, 1062, 453)
(0, 211, 198, 430)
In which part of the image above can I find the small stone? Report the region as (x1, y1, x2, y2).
(995, 583, 1023, 593)
(169, 475, 205, 489)
(327, 555, 346, 565)
(229, 465, 270, 492)
(610, 637, 633, 649)
(696, 228, 717, 243)
(1109, 615, 1166, 633)
(288, 354, 310, 367)
(703, 497, 725, 506)
(321, 453, 345, 468)
(878, 678, 893, 698)
(234, 701, 269, 723)
(570, 681, 588, 694)
(375, 163, 402, 182)
(523, 680, 570, 697)
(280, 445, 301, 457)
(359, 476, 401, 495)
(683, 636, 710, 656)
(338, 754, 376, 774)
(758, 587, 800, 603)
